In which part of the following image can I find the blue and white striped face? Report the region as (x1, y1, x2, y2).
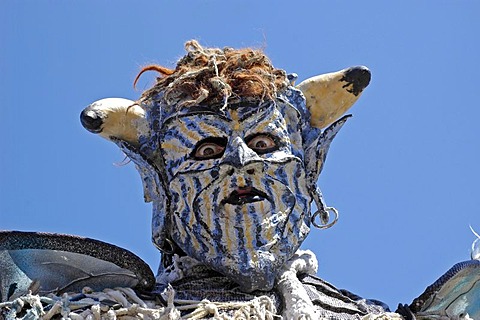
(159, 103, 312, 292)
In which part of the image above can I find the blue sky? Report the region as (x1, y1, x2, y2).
(1, 1, 479, 310)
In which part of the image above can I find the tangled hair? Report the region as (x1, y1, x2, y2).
(135, 40, 289, 109)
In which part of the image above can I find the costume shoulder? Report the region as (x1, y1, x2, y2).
(300, 274, 392, 319)
(153, 251, 401, 319)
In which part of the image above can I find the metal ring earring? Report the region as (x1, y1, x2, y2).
(310, 187, 339, 229)
(311, 206, 339, 229)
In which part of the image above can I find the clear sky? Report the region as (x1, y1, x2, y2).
(1, 1, 479, 311)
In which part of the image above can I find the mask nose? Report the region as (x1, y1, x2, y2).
(221, 137, 264, 173)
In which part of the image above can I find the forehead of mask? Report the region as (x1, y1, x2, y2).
(159, 102, 304, 180)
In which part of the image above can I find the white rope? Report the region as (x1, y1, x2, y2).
(275, 250, 319, 320)
(0, 287, 180, 320)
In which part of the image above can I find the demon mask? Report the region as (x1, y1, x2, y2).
(80, 40, 370, 292)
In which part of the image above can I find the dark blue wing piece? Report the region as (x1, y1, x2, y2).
(0, 231, 155, 302)
(410, 260, 480, 319)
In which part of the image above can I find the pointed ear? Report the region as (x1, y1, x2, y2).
(114, 140, 170, 253)
(297, 66, 370, 129)
(304, 115, 351, 186)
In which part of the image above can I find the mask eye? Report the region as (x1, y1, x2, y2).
(192, 137, 227, 160)
(246, 134, 278, 154)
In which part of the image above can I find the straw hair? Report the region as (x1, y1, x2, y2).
(135, 40, 289, 109)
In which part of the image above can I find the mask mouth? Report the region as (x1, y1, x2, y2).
(222, 187, 269, 205)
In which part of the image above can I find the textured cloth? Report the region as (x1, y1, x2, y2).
(302, 274, 388, 319)
(153, 251, 401, 320)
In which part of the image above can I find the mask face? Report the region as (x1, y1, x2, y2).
(159, 102, 312, 292)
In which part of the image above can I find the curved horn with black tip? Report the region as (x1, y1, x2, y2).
(296, 66, 371, 129)
(80, 98, 149, 147)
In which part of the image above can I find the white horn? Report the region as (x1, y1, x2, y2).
(80, 98, 149, 147)
(296, 66, 371, 129)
